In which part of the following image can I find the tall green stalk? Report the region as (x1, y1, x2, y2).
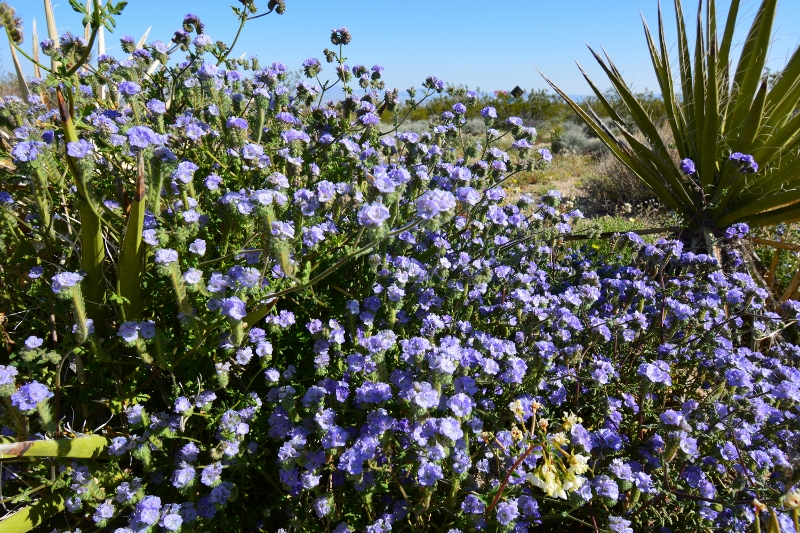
(117, 152, 146, 320)
(57, 87, 106, 335)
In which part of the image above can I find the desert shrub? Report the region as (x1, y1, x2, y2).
(580, 123, 675, 215)
(550, 121, 604, 156)
(580, 152, 658, 214)
(461, 116, 485, 135)
(545, 0, 800, 234)
(396, 86, 569, 129)
(1, 3, 800, 533)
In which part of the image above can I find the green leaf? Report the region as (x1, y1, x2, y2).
(644, 6, 688, 157)
(728, 0, 778, 134)
(674, 0, 696, 149)
(716, 0, 741, 80)
(720, 187, 800, 226)
(739, 203, 800, 227)
(538, 69, 689, 216)
(111, 1, 128, 15)
(117, 153, 147, 320)
(736, 154, 800, 202)
(700, 38, 718, 189)
(0, 436, 107, 459)
(692, 3, 706, 174)
(584, 46, 695, 209)
(752, 111, 800, 169)
(0, 492, 64, 533)
(57, 87, 107, 337)
(68, 0, 88, 15)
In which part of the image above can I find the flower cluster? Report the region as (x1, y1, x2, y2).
(0, 6, 798, 533)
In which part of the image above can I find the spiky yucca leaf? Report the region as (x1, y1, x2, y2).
(543, 0, 800, 231)
(0, 492, 64, 533)
(0, 436, 107, 459)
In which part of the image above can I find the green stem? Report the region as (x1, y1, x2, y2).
(71, 287, 88, 344)
(63, 0, 102, 77)
(169, 264, 193, 318)
(6, 30, 53, 74)
(216, 15, 247, 66)
(241, 220, 419, 328)
(57, 86, 107, 336)
(117, 154, 147, 320)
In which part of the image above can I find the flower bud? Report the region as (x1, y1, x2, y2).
(330, 27, 352, 46)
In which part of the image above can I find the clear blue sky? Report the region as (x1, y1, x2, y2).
(6, 0, 800, 95)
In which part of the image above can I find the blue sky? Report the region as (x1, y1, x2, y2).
(6, 0, 800, 95)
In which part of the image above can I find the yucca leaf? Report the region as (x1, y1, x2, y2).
(0, 436, 107, 459)
(644, 8, 688, 157)
(761, 70, 800, 137)
(117, 152, 146, 320)
(700, 40, 719, 189)
(717, 0, 741, 80)
(763, 45, 800, 115)
(574, 62, 626, 125)
(740, 203, 800, 227)
(32, 19, 42, 80)
(585, 46, 695, 209)
(737, 154, 800, 202)
(614, 125, 697, 214)
(7, 35, 30, 100)
(766, 507, 781, 533)
(721, 187, 800, 226)
(693, 3, 706, 171)
(706, 0, 716, 54)
(712, 80, 769, 212)
(125, 26, 151, 60)
(715, 0, 739, 141)
(751, 111, 800, 168)
(728, 0, 778, 134)
(539, 70, 689, 215)
(735, 78, 768, 155)
(674, 0, 695, 144)
(0, 492, 64, 533)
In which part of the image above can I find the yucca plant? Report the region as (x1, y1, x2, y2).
(541, 0, 800, 239)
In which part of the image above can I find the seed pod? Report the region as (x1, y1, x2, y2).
(0, 4, 23, 44)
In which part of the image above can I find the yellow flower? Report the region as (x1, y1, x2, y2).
(527, 464, 566, 499)
(562, 411, 582, 431)
(783, 488, 800, 509)
(509, 399, 525, 421)
(562, 471, 587, 493)
(549, 432, 570, 447)
(752, 499, 767, 513)
(568, 453, 590, 475)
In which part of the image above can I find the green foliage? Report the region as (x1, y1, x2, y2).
(550, 121, 605, 156)
(393, 85, 571, 127)
(543, 0, 800, 231)
(0, 436, 107, 459)
(0, 492, 65, 533)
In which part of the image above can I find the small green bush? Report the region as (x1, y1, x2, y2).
(550, 121, 604, 156)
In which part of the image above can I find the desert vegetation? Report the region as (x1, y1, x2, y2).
(0, 1, 799, 532)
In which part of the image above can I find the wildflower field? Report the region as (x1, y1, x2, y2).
(1, 0, 800, 532)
